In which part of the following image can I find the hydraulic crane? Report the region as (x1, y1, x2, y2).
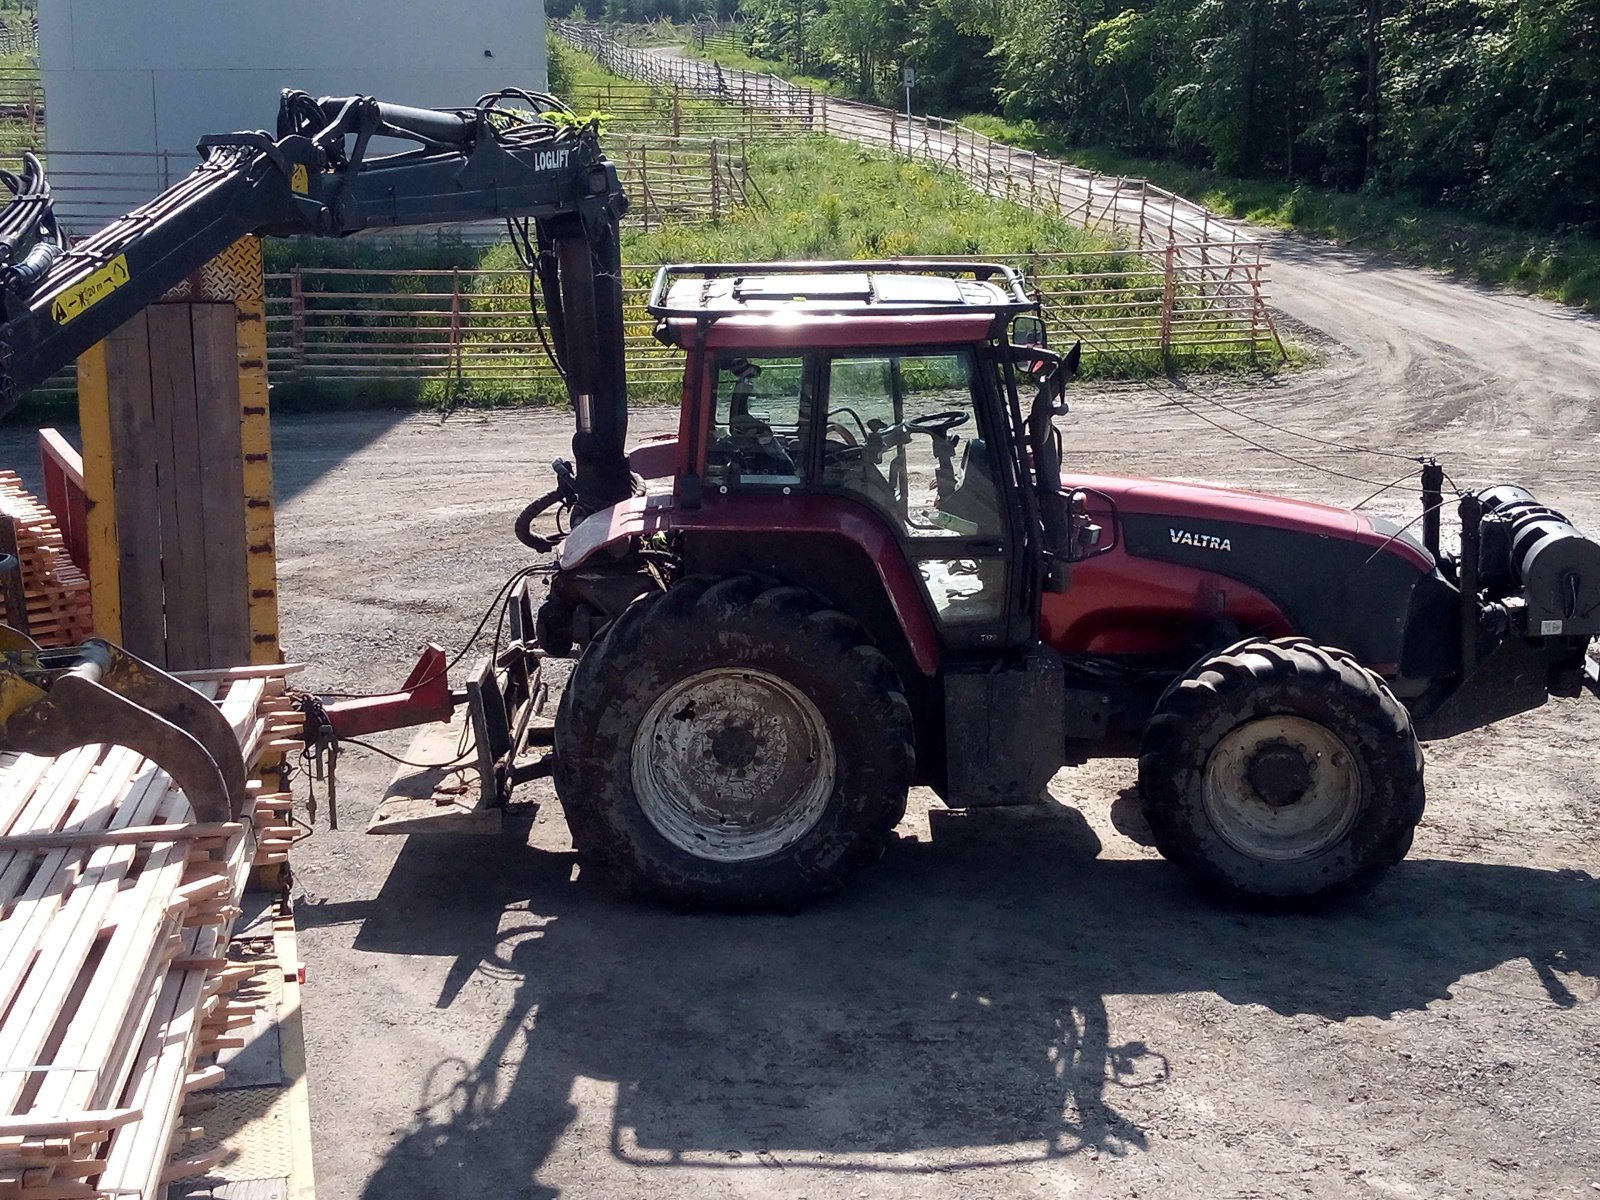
(0, 87, 635, 820)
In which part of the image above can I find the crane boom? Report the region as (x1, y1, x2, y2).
(0, 87, 636, 514)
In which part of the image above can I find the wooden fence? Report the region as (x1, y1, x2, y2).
(256, 248, 1279, 401)
(0, 65, 39, 133)
(0, 14, 37, 57)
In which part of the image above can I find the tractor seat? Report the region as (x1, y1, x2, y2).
(714, 411, 797, 479)
(937, 438, 1002, 534)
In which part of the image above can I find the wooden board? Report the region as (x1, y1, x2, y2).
(85, 295, 259, 670)
(103, 312, 163, 661)
(146, 305, 206, 672)
(193, 303, 251, 669)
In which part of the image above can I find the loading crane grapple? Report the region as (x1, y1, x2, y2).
(0, 88, 1596, 910)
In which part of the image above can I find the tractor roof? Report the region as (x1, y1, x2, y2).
(647, 260, 1034, 351)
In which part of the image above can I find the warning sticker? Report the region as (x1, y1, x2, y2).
(51, 255, 131, 325)
(290, 163, 310, 194)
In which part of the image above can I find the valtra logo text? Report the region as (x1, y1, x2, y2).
(1169, 528, 1233, 552)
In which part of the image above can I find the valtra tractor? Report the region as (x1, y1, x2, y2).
(0, 93, 1592, 910)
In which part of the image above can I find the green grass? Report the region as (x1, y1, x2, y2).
(198, 45, 1287, 415)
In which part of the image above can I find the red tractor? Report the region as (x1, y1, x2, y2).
(523, 261, 1600, 911)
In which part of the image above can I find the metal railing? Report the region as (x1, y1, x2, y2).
(23, 246, 1274, 400)
(256, 249, 1277, 399)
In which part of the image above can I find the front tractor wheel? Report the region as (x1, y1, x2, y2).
(1138, 638, 1425, 908)
(554, 576, 913, 909)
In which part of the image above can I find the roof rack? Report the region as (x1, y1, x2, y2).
(646, 259, 1036, 322)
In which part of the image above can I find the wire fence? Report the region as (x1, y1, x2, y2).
(22, 246, 1275, 400)
(0, 65, 39, 135)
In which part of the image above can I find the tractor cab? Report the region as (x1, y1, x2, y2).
(635, 262, 1076, 660)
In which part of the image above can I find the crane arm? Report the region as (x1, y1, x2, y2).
(0, 87, 635, 513)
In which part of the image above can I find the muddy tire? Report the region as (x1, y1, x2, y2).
(1138, 637, 1425, 908)
(553, 575, 914, 909)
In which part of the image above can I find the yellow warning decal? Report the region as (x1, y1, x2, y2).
(290, 163, 310, 194)
(51, 255, 131, 325)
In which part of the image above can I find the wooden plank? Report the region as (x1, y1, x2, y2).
(29, 841, 186, 1119)
(193, 302, 251, 668)
(102, 313, 163, 660)
(0, 757, 54, 839)
(0, 822, 242, 852)
(368, 720, 499, 835)
(173, 663, 305, 683)
(75, 341, 120, 642)
(0, 748, 104, 908)
(0, 756, 175, 1114)
(0, 1110, 138, 1137)
(146, 305, 207, 672)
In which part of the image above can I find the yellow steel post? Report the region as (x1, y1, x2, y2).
(222, 239, 281, 666)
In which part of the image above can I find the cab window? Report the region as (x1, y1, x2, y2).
(821, 351, 1008, 628)
(706, 356, 809, 489)
(821, 351, 1003, 539)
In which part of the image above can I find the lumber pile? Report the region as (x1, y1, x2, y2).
(0, 669, 302, 1199)
(0, 473, 92, 649)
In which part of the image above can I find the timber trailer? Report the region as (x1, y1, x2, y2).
(0, 91, 1595, 909)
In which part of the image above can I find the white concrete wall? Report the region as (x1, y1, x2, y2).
(40, 0, 547, 229)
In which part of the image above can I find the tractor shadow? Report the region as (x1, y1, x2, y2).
(311, 802, 1600, 1198)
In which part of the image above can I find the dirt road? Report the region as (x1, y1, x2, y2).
(266, 387, 1600, 1200)
(268, 42, 1600, 1200)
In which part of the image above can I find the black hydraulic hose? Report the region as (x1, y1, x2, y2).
(515, 484, 570, 552)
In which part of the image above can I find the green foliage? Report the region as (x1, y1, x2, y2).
(704, 0, 1596, 239)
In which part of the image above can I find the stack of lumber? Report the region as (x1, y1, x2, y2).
(0, 667, 303, 1199)
(0, 473, 93, 649)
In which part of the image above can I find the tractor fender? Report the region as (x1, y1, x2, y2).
(559, 492, 942, 676)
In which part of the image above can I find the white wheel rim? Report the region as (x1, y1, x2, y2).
(1201, 716, 1362, 863)
(631, 667, 837, 863)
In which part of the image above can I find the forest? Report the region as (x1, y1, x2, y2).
(571, 0, 1598, 236)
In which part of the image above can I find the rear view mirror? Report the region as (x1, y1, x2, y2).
(1012, 315, 1047, 348)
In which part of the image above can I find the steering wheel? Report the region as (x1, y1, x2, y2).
(907, 411, 970, 438)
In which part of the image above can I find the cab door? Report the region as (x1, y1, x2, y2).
(816, 348, 1021, 649)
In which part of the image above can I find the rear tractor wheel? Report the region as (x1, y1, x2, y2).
(1138, 638, 1425, 907)
(553, 575, 914, 909)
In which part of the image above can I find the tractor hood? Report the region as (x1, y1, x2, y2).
(1062, 472, 1434, 571)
